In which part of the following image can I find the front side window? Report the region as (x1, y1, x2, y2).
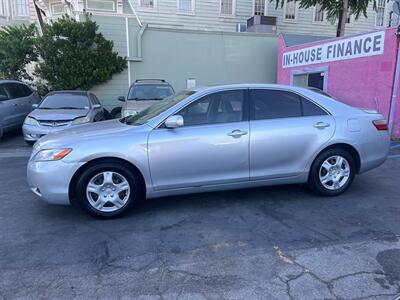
(314, 3, 324, 22)
(220, 0, 234, 15)
(14, 0, 29, 16)
(3, 83, 31, 99)
(177, 0, 194, 13)
(250, 89, 327, 120)
(284, 0, 296, 21)
(39, 94, 90, 109)
(139, 0, 155, 8)
(178, 90, 245, 126)
(375, 0, 386, 26)
(0, 84, 8, 101)
(253, 0, 265, 16)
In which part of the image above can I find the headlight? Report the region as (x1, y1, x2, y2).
(122, 109, 138, 117)
(24, 116, 38, 126)
(72, 115, 90, 124)
(34, 148, 72, 162)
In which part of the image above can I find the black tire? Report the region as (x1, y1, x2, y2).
(308, 148, 356, 196)
(25, 140, 35, 146)
(75, 162, 143, 218)
(110, 107, 122, 119)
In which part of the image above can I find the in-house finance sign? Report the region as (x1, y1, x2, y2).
(282, 31, 385, 68)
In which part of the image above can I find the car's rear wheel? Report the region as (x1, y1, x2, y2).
(110, 107, 122, 119)
(308, 148, 356, 196)
(75, 162, 142, 218)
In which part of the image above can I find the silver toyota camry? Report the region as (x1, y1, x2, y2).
(27, 84, 390, 218)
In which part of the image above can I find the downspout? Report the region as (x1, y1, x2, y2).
(388, 27, 400, 137)
(136, 23, 147, 60)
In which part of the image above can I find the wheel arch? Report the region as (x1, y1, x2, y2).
(68, 157, 147, 205)
(311, 143, 361, 174)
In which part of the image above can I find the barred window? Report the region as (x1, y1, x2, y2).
(375, 0, 386, 27)
(220, 0, 234, 15)
(15, 0, 29, 16)
(314, 3, 324, 22)
(139, 0, 154, 8)
(178, 0, 194, 12)
(284, 0, 296, 20)
(254, 0, 265, 16)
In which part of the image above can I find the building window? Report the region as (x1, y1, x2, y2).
(220, 0, 234, 15)
(253, 0, 265, 16)
(139, 0, 154, 9)
(314, 3, 324, 22)
(51, 3, 65, 15)
(177, 0, 194, 13)
(284, 0, 296, 21)
(86, 0, 116, 11)
(15, 0, 30, 17)
(375, 0, 385, 26)
(0, 0, 5, 16)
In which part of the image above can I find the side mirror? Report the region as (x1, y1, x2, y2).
(32, 104, 38, 109)
(165, 115, 184, 129)
(92, 104, 101, 109)
(118, 96, 126, 102)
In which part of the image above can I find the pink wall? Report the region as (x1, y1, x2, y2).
(277, 28, 400, 139)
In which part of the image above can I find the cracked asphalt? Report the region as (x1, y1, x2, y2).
(0, 130, 400, 300)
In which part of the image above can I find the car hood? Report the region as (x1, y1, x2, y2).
(30, 109, 89, 121)
(35, 119, 147, 149)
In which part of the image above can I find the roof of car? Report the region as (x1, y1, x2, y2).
(0, 79, 29, 84)
(186, 83, 315, 93)
(132, 79, 171, 85)
(47, 90, 90, 96)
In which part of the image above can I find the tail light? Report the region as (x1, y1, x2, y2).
(372, 119, 388, 131)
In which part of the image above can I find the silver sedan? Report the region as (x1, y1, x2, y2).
(27, 84, 390, 218)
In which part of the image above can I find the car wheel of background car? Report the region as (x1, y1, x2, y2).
(103, 108, 110, 120)
(75, 162, 142, 218)
(110, 107, 122, 119)
(308, 148, 356, 196)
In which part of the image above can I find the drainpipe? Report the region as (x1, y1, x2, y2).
(136, 23, 147, 59)
(388, 27, 400, 137)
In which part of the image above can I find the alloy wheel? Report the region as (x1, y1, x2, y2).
(319, 155, 350, 191)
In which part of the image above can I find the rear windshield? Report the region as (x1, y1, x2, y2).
(128, 84, 174, 101)
(39, 94, 90, 109)
(122, 90, 195, 126)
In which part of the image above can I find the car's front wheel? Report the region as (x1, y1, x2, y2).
(308, 148, 356, 196)
(75, 162, 142, 218)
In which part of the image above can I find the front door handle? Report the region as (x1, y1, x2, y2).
(228, 130, 248, 138)
(314, 122, 330, 129)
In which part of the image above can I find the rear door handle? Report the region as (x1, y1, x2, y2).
(228, 130, 248, 138)
(314, 122, 330, 129)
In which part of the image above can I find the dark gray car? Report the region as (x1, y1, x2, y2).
(22, 91, 105, 145)
(0, 80, 41, 139)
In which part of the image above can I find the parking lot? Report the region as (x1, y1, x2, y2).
(0, 131, 399, 300)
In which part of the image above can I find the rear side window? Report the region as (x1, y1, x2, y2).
(250, 89, 302, 120)
(250, 89, 327, 120)
(302, 98, 327, 116)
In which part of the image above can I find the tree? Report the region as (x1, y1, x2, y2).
(35, 15, 127, 90)
(274, 0, 381, 37)
(0, 24, 37, 80)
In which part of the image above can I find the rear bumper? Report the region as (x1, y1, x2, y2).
(27, 158, 84, 205)
(358, 131, 390, 173)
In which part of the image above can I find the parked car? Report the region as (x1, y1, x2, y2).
(23, 91, 105, 145)
(113, 79, 174, 118)
(27, 84, 390, 218)
(0, 80, 41, 139)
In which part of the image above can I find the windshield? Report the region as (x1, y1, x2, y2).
(128, 84, 174, 101)
(121, 90, 195, 126)
(39, 94, 89, 109)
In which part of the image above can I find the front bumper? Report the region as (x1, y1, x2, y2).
(27, 158, 85, 205)
(23, 123, 79, 142)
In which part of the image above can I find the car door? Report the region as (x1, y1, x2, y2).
(3, 83, 32, 125)
(249, 88, 335, 180)
(0, 83, 21, 128)
(148, 89, 250, 191)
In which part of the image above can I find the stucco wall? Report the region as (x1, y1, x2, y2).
(277, 28, 400, 138)
(89, 15, 278, 109)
